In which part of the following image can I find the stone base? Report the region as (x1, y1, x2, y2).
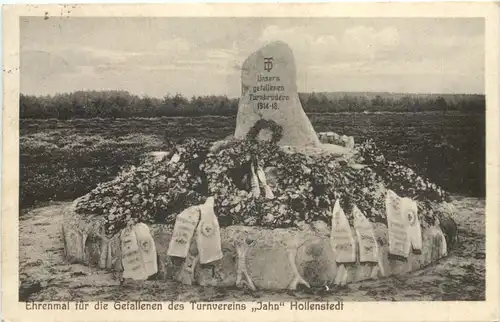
(61, 204, 452, 291)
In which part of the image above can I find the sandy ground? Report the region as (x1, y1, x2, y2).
(19, 196, 484, 302)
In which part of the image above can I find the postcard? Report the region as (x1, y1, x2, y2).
(2, 3, 499, 322)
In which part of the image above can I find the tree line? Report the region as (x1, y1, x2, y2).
(20, 90, 485, 119)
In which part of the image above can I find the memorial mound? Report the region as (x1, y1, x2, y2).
(61, 41, 459, 291)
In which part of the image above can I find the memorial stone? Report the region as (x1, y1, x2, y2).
(234, 41, 321, 147)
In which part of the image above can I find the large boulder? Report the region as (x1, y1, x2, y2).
(234, 41, 321, 148)
(435, 202, 460, 250)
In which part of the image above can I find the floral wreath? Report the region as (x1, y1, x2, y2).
(246, 119, 283, 145)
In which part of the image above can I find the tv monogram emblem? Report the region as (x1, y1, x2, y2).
(264, 57, 273, 72)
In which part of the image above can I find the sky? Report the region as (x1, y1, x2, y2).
(20, 17, 485, 98)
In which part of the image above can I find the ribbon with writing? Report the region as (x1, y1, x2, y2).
(120, 223, 158, 280)
(167, 206, 201, 258)
(133, 223, 158, 277)
(196, 197, 223, 264)
(402, 197, 423, 254)
(330, 199, 356, 264)
(385, 190, 411, 261)
(353, 205, 379, 263)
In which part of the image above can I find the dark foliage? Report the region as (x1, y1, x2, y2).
(74, 137, 448, 235)
(20, 91, 485, 119)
